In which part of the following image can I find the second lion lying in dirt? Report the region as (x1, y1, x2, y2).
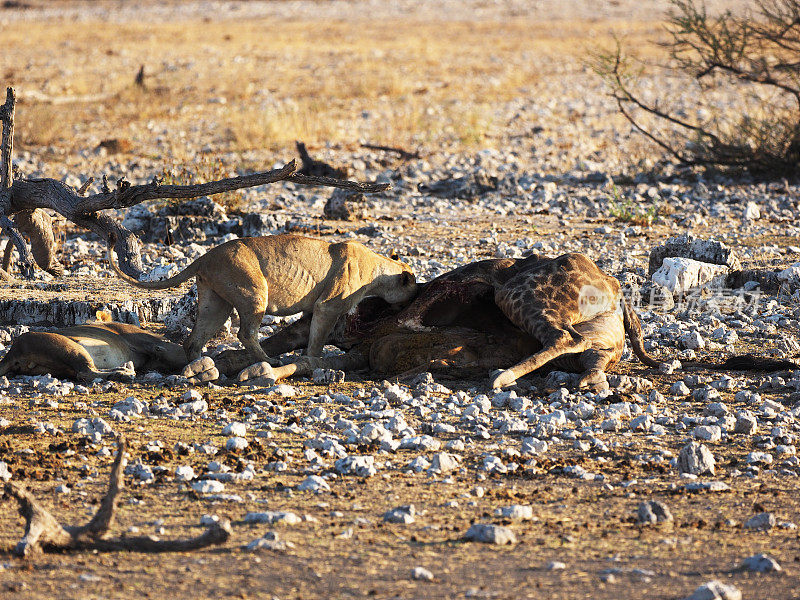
(215, 253, 663, 391)
(0, 313, 187, 382)
(108, 233, 417, 365)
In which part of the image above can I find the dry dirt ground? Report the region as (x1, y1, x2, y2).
(1, 1, 800, 599)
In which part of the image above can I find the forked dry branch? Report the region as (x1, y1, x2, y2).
(3, 437, 232, 557)
(0, 87, 390, 279)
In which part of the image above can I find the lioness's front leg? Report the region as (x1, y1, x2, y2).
(306, 303, 341, 357)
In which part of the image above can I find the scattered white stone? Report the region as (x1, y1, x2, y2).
(313, 368, 345, 384)
(0, 461, 10, 481)
(778, 262, 800, 286)
(684, 581, 741, 600)
(653, 257, 728, 295)
(547, 561, 566, 571)
(741, 553, 781, 573)
(680, 330, 706, 350)
(266, 384, 298, 397)
(191, 480, 225, 494)
(335, 455, 377, 477)
(742, 201, 760, 222)
(125, 462, 155, 483)
(226, 436, 249, 451)
(384, 505, 416, 524)
(743, 512, 775, 531)
(429, 452, 460, 474)
(745, 451, 773, 465)
(678, 442, 716, 475)
(464, 523, 516, 545)
(222, 422, 247, 436)
(245, 531, 293, 552)
(244, 511, 301, 525)
(684, 481, 729, 493)
(411, 566, 434, 581)
(734, 412, 757, 435)
(671, 381, 691, 396)
(494, 505, 534, 520)
(297, 475, 330, 493)
(175, 465, 195, 482)
(637, 500, 673, 524)
(693, 425, 721, 442)
(521, 437, 548, 455)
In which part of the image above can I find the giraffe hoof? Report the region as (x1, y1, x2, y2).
(491, 369, 517, 389)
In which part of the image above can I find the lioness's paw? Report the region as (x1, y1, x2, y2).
(110, 361, 136, 383)
(237, 362, 276, 387)
(182, 356, 216, 379)
(312, 368, 345, 384)
(490, 369, 517, 389)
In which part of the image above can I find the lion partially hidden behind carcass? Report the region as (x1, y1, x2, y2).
(215, 253, 662, 391)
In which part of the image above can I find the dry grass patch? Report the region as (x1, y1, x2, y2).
(2, 18, 669, 157)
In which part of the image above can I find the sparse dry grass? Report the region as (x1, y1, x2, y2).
(1, 18, 669, 157)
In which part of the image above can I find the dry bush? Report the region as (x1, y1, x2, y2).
(158, 155, 244, 213)
(595, 0, 800, 175)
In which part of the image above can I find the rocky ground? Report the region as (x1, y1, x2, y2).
(1, 1, 800, 599)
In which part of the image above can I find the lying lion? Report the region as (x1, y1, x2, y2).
(214, 254, 663, 391)
(108, 234, 417, 365)
(0, 313, 187, 382)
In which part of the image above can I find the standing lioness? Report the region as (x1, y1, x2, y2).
(108, 234, 417, 364)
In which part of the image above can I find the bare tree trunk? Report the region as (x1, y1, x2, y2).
(0, 86, 390, 279)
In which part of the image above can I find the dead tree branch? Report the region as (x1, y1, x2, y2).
(0, 88, 14, 190)
(361, 142, 422, 160)
(593, 0, 800, 174)
(3, 437, 232, 556)
(0, 86, 392, 279)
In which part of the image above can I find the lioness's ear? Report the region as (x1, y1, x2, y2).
(389, 249, 400, 261)
(401, 271, 415, 286)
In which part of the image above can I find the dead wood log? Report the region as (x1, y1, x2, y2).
(0, 87, 390, 279)
(296, 140, 349, 179)
(3, 437, 232, 556)
(2, 209, 63, 276)
(361, 142, 421, 160)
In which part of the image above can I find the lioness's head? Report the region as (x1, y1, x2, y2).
(381, 259, 418, 306)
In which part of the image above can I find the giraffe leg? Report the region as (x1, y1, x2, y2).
(492, 324, 589, 389)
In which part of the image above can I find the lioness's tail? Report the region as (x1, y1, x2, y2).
(107, 243, 199, 290)
(621, 297, 661, 368)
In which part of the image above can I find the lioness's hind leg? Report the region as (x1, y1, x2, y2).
(185, 284, 234, 361)
(238, 308, 271, 364)
(576, 347, 615, 393)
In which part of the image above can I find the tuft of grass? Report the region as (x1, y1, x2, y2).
(16, 104, 63, 148)
(158, 155, 244, 213)
(606, 185, 658, 226)
(226, 102, 339, 152)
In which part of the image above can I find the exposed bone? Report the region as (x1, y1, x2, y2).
(3, 437, 232, 556)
